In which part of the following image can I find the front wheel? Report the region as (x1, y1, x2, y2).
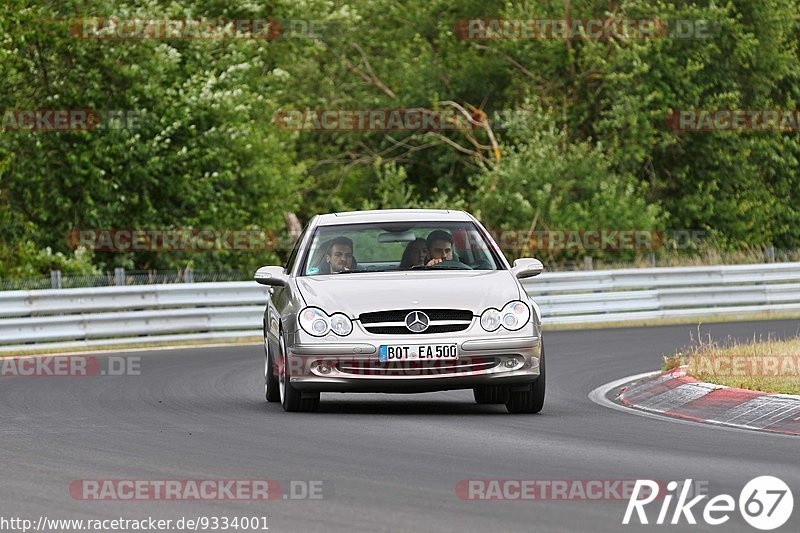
(264, 343, 280, 403)
(473, 385, 510, 404)
(505, 346, 545, 414)
(278, 331, 320, 412)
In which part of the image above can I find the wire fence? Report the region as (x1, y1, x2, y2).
(2, 246, 800, 292)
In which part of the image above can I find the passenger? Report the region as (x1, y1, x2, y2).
(400, 238, 429, 269)
(325, 236, 354, 272)
(425, 230, 454, 266)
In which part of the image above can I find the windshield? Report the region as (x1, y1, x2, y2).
(300, 221, 502, 276)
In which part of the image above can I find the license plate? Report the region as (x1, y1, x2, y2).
(379, 344, 458, 361)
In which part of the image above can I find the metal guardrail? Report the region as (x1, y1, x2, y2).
(1, 262, 800, 352)
(0, 269, 248, 291)
(522, 262, 800, 324)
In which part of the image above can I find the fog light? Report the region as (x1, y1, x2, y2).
(504, 358, 519, 368)
(314, 361, 334, 374)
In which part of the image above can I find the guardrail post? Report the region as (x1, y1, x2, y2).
(648, 252, 656, 267)
(50, 270, 62, 289)
(583, 256, 593, 271)
(185, 268, 194, 283)
(767, 246, 776, 263)
(114, 267, 125, 286)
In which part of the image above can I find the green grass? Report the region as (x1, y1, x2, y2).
(662, 335, 800, 395)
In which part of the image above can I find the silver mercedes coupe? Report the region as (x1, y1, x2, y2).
(255, 209, 544, 413)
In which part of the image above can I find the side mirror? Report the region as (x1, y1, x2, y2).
(512, 258, 543, 279)
(254, 266, 289, 287)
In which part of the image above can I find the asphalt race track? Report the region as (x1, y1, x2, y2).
(2, 319, 799, 533)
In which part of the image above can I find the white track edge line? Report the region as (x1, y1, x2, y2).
(588, 372, 800, 440)
(0, 341, 262, 360)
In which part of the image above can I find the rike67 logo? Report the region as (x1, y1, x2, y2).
(624, 476, 793, 530)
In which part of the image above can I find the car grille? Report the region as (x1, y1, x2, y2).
(362, 324, 469, 335)
(359, 309, 474, 334)
(336, 356, 499, 376)
(360, 309, 473, 324)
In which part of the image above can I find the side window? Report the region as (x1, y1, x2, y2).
(284, 224, 309, 274)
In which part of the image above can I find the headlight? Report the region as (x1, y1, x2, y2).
(329, 313, 353, 336)
(299, 307, 353, 337)
(300, 307, 330, 336)
(501, 300, 530, 331)
(480, 301, 530, 332)
(480, 308, 502, 331)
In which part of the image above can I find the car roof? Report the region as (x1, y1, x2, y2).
(315, 209, 472, 226)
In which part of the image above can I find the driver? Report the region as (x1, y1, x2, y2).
(326, 236, 354, 272)
(425, 230, 454, 267)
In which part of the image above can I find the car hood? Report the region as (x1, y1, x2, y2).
(295, 270, 523, 317)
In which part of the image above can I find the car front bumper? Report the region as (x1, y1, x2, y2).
(284, 330, 541, 393)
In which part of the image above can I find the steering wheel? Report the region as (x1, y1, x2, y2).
(470, 259, 493, 270)
(429, 259, 473, 270)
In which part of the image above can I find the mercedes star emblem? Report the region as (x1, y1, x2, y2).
(404, 311, 430, 333)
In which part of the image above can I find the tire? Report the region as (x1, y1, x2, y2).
(473, 385, 510, 404)
(473, 386, 490, 404)
(505, 345, 546, 414)
(278, 330, 320, 412)
(264, 342, 280, 403)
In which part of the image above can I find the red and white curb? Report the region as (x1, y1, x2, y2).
(589, 367, 800, 436)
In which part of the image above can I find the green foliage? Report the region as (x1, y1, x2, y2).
(360, 161, 415, 211)
(0, 0, 303, 275)
(471, 103, 664, 261)
(1, 0, 799, 276)
(0, 242, 98, 278)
